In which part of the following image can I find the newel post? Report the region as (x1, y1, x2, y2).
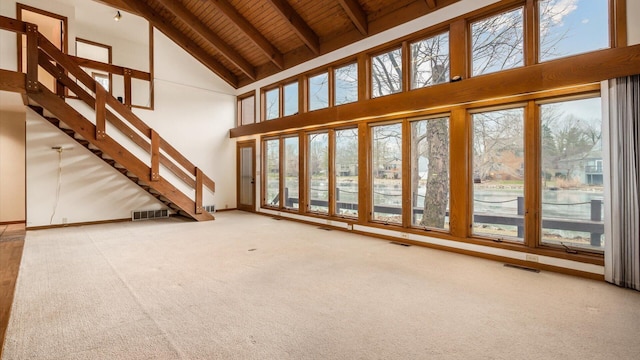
(150, 129, 160, 181)
(25, 23, 39, 93)
(195, 168, 203, 214)
(124, 68, 132, 108)
(95, 84, 106, 140)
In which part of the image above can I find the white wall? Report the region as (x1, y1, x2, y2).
(134, 29, 236, 209)
(0, 111, 26, 222)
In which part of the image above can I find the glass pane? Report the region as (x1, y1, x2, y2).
(240, 147, 253, 207)
(283, 82, 299, 116)
(372, 48, 403, 98)
(284, 136, 299, 209)
(539, 0, 609, 62)
(472, 108, 525, 241)
(471, 7, 524, 76)
(411, 117, 450, 230)
(265, 139, 280, 207)
(410, 32, 450, 89)
(265, 88, 279, 120)
(372, 123, 402, 224)
(309, 72, 329, 111)
(308, 132, 329, 214)
(241, 96, 255, 125)
(335, 128, 359, 217)
(541, 97, 604, 251)
(335, 63, 358, 105)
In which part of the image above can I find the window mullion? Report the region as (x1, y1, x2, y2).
(525, 100, 540, 247)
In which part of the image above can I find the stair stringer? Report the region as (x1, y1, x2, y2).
(28, 86, 214, 222)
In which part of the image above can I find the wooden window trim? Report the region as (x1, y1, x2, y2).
(17, 3, 69, 73)
(237, 91, 256, 127)
(369, 45, 404, 99)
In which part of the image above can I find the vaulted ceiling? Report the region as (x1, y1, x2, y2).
(95, 0, 459, 88)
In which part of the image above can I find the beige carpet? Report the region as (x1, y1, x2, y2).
(3, 211, 640, 360)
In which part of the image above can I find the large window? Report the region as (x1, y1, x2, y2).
(283, 136, 300, 209)
(472, 108, 525, 241)
(308, 132, 329, 214)
(265, 88, 280, 120)
(411, 117, 450, 230)
(334, 63, 358, 106)
(539, 0, 609, 62)
(283, 82, 299, 116)
(335, 128, 358, 217)
(471, 7, 524, 76)
(540, 97, 603, 251)
(309, 72, 329, 111)
(264, 139, 280, 206)
(371, 48, 403, 98)
(371, 123, 403, 224)
(410, 32, 449, 89)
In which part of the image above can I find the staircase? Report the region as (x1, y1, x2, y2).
(0, 15, 215, 222)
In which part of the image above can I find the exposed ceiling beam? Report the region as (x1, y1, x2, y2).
(425, 0, 437, 9)
(154, 0, 255, 80)
(206, 0, 284, 69)
(337, 0, 368, 36)
(266, 0, 320, 54)
(126, 0, 238, 87)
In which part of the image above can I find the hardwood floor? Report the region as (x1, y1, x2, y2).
(0, 224, 25, 359)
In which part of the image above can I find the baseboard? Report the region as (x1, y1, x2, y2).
(27, 218, 131, 231)
(0, 221, 26, 225)
(215, 208, 237, 212)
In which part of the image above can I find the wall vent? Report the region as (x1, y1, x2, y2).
(203, 205, 216, 213)
(132, 209, 169, 221)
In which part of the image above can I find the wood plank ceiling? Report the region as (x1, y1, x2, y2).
(95, 0, 459, 88)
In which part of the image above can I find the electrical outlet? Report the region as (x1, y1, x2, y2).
(62, 217, 67, 224)
(526, 254, 539, 262)
(347, 224, 353, 230)
(326, 220, 331, 225)
(400, 232, 409, 239)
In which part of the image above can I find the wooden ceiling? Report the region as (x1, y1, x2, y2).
(96, 0, 459, 88)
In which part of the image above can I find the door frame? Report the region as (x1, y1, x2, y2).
(236, 140, 256, 212)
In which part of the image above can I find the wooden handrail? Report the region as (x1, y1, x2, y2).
(68, 55, 151, 81)
(0, 15, 216, 201)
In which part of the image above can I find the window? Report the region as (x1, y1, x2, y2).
(539, 0, 609, 62)
(283, 136, 300, 209)
(264, 139, 280, 207)
(471, 7, 524, 76)
(371, 48, 403, 98)
(308, 132, 329, 214)
(334, 63, 358, 105)
(371, 123, 403, 224)
(265, 88, 279, 120)
(335, 128, 358, 217)
(238, 94, 255, 126)
(410, 32, 449, 89)
(472, 108, 525, 241)
(283, 82, 299, 116)
(540, 97, 603, 251)
(411, 117, 450, 230)
(92, 72, 109, 90)
(309, 72, 329, 111)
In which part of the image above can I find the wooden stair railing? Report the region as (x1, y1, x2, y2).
(0, 16, 215, 221)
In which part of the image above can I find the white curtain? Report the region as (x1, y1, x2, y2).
(606, 75, 640, 290)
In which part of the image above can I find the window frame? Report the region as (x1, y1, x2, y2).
(237, 91, 256, 127)
(370, 46, 404, 99)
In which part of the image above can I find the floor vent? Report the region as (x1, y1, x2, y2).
(504, 263, 541, 273)
(132, 209, 169, 221)
(203, 205, 216, 213)
(272, 217, 281, 220)
(317, 227, 332, 231)
(390, 241, 411, 247)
